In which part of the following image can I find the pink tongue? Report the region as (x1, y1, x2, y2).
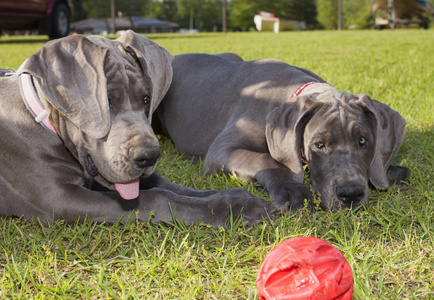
(115, 179, 140, 200)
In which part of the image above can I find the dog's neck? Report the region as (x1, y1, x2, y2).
(14, 59, 58, 136)
(291, 82, 337, 99)
(18, 73, 58, 135)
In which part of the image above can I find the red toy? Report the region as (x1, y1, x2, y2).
(257, 237, 353, 300)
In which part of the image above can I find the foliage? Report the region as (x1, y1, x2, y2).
(70, 0, 87, 22)
(148, 0, 178, 25)
(71, 0, 319, 32)
(73, 0, 150, 20)
(318, 0, 340, 29)
(0, 29, 433, 299)
(227, 0, 257, 31)
(179, 0, 222, 31)
(343, 0, 375, 29)
(228, 0, 318, 31)
(287, 0, 319, 29)
(69, 0, 426, 32)
(317, 0, 375, 29)
(148, 0, 224, 32)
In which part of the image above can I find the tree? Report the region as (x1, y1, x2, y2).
(71, 0, 87, 22)
(317, 0, 374, 29)
(74, 0, 322, 32)
(176, 0, 200, 29)
(343, 0, 374, 29)
(149, 0, 178, 22)
(317, 0, 339, 29)
(172, 0, 222, 31)
(228, 0, 257, 31)
(197, 0, 224, 31)
(229, 0, 318, 31)
(82, 0, 110, 18)
(287, 0, 319, 29)
(81, 0, 149, 18)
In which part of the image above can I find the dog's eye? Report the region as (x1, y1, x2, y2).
(108, 97, 114, 111)
(143, 95, 151, 117)
(359, 136, 367, 147)
(144, 95, 150, 105)
(316, 142, 325, 150)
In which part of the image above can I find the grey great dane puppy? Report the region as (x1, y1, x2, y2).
(155, 53, 410, 212)
(0, 33, 271, 227)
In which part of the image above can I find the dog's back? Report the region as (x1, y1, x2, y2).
(156, 54, 243, 156)
(156, 54, 318, 157)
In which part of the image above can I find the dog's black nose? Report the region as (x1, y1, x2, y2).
(336, 184, 365, 204)
(130, 146, 160, 169)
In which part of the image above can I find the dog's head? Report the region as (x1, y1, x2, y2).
(21, 30, 173, 199)
(266, 90, 406, 210)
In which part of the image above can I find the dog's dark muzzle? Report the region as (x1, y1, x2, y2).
(129, 144, 160, 169)
(336, 183, 365, 205)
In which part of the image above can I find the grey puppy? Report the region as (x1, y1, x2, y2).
(0, 33, 271, 227)
(155, 53, 410, 212)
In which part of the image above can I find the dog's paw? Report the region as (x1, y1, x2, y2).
(269, 183, 313, 213)
(209, 189, 274, 227)
(387, 165, 411, 189)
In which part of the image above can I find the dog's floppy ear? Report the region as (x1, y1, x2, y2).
(265, 96, 324, 183)
(356, 94, 407, 189)
(21, 35, 110, 139)
(116, 30, 173, 122)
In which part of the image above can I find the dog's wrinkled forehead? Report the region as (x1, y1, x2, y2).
(86, 35, 150, 103)
(87, 31, 174, 123)
(306, 92, 374, 139)
(314, 89, 359, 106)
(313, 91, 369, 120)
(93, 41, 141, 82)
(86, 36, 134, 65)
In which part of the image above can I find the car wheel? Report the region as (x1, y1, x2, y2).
(49, 3, 70, 39)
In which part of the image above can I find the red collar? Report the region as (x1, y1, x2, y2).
(291, 81, 326, 99)
(19, 73, 58, 135)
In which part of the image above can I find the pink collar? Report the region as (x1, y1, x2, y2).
(291, 81, 326, 99)
(19, 73, 58, 135)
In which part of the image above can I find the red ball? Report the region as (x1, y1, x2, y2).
(257, 237, 353, 300)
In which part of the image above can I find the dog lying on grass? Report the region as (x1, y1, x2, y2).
(155, 52, 410, 212)
(0, 32, 271, 227)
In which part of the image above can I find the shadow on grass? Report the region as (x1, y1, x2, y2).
(146, 34, 221, 40)
(397, 124, 433, 165)
(0, 38, 49, 44)
(0, 33, 220, 45)
(104, 33, 221, 41)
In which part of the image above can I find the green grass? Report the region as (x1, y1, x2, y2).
(0, 30, 433, 299)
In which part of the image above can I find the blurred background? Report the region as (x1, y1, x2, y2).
(0, 0, 433, 38)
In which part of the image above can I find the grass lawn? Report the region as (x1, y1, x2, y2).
(0, 29, 433, 299)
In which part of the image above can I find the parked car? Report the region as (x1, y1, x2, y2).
(0, 0, 73, 39)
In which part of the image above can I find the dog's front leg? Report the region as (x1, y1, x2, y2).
(204, 147, 312, 213)
(138, 174, 274, 226)
(42, 184, 272, 227)
(138, 187, 273, 227)
(88, 173, 219, 197)
(255, 167, 313, 212)
(386, 164, 411, 189)
(138, 173, 218, 197)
